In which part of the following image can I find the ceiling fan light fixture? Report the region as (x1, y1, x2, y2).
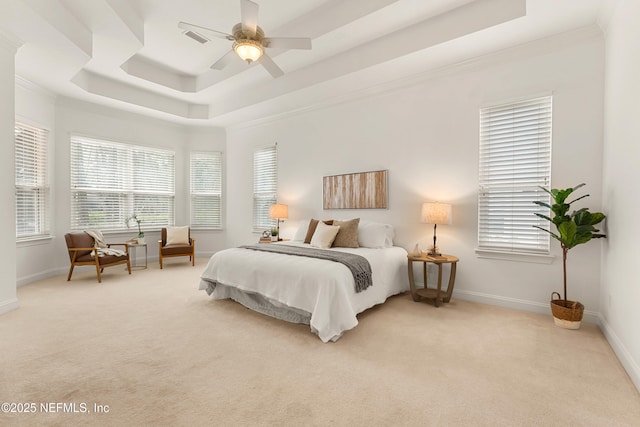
(233, 39, 263, 63)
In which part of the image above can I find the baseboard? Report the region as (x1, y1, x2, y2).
(454, 289, 639, 393)
(17, 267, 67, 287)
(598, 315, 640, 393)
(17, 255, 213, 287)
(0, 297, 19, 315)
(453, 289, 600, 324)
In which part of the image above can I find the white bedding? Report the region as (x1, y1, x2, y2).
(199, 241, 409, 342)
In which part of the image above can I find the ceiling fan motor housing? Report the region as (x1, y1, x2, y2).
(232, 23, 265, 43)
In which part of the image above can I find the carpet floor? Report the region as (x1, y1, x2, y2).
(1, 258, 639, 426)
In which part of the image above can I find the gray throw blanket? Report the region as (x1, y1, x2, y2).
(239, 244, 373, 293)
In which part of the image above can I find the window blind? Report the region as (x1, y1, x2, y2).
(478, 96, 552, 253)
(190, 151, 222, 229)
(253, 145, 277, 232)
(70, 135, 175, 231)
(15, 122, 50, 240)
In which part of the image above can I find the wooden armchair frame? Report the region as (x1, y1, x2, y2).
(65, 232, 131, 283)
(158, 227, 195, 269)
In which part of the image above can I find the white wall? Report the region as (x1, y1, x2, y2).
(15, 96, 226, 283)
(600, 0, 640, 391)
(185, 126, 228, 256)
(0, 35, 18, 314)
(54, 98, 228, 267)
(15, 78, 57, 285)
(227, 29, 605, 320)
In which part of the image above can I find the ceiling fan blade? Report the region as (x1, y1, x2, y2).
(178, 21, 233, 40)
(240, 0, 259, 38)
(210, 50, 238, 70)
(264, 37, 312, 50)
(258, 54, 284, 78)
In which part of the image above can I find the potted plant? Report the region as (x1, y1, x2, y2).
(533, 183, 606, 329)
(270, 228, 279, 242)
(126, 212, 145, 244)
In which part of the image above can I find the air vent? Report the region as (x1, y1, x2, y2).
(184, 31, 209, 44)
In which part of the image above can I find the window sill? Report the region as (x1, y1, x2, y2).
(17, 235, 54, 247)
(475, 248, 555, 264)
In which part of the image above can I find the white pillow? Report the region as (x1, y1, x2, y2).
(166, 226, 190, 245)
(310, 221, 341, 249)
(358, 221, 395, 248)
(292, 219, 311, 242)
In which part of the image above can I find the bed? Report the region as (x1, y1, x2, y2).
(199, 220, 409, 342)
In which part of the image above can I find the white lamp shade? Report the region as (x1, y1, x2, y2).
(269, 203, 288, 219)
(421, 202, 452, 225)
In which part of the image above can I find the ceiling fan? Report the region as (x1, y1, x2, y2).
(178, 0, 312, 78)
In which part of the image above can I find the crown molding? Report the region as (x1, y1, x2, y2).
(0, 29, 23, 53)
(596, 0, 622, 37)
(15, 75, 57, 101)
(228, 24, 604, 132)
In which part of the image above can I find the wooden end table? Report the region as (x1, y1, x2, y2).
(407, 254, 459, 307)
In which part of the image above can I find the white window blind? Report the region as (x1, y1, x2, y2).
(190, 151, 222, 229)
(70, 135, 175, 231)
(478, 96, 552, 254)
(253, 145, 277, 232)
(15, 122, 50, 240)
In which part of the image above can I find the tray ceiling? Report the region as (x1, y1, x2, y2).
(1, 0, 606, 127)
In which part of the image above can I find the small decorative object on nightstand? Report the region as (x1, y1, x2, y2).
(407, 253, 459, 307)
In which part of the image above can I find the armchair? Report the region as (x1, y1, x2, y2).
(159, 226, 195, 269)
(65, 232, 131, 283)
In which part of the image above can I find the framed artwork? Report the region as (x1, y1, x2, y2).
(323, 170, 388, 209)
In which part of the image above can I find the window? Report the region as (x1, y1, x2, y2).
(15, 121, 50, 240)
(253, 145, 277, 232)
(190, 151, 223, 229)
(70, 135, 175, 231)
(477, 95, 552, 255)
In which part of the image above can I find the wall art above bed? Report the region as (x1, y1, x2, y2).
(323, 170, 388, 209)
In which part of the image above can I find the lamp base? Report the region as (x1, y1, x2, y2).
(427, 245, 441, 256)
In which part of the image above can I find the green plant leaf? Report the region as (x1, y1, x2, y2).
(567, 194, 589, 205)
(532, 183, 606, 249)
(558, 221, 577, 248)
(533, 225, 559, 241)
(534, 213, 553, 222)
(533, 201, 552, 210)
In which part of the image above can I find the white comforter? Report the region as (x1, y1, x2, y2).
(199, 241, 409, 342)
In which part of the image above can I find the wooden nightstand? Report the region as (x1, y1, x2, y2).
(258, 238, 290, 243)
(407, 254, 459, 307)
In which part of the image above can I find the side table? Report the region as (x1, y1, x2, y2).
(127, 242, 148, 270)
(407, 253, 459, 307)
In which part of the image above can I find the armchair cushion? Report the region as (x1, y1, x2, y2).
(65, 232, 94, 260)
(166, 226, 190, 245)
(159, 227, 195, 268)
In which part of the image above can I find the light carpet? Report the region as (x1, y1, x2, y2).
(1, 258, 639, 426)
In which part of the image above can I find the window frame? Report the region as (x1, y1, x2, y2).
(190, 151, 223, 230)
(15, 120, 51, 242)
(69, 134, 175, 232)
(252, 144, 278, 233)
(476, 95, 554, 263)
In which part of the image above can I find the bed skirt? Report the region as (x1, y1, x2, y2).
(202, 280, 312, 325)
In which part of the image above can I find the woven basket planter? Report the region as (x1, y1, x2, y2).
(550, 292, 584, 329)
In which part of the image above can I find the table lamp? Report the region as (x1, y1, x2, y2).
(269, 203, 288, 240)
(421, 202, 452, 256)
